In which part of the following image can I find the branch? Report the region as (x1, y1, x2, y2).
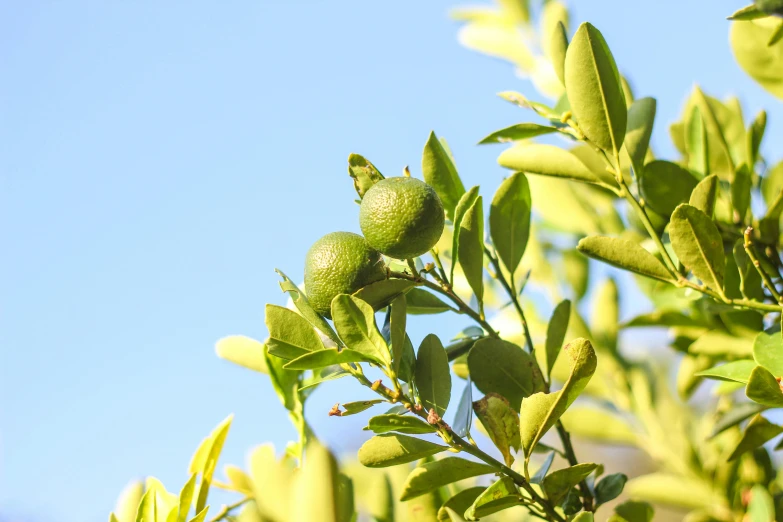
(744, 227, 782, 304)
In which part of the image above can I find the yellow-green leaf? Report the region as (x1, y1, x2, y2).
(423, 131, 466, 220)
(472, 393, 521, 466)
(669, 204, 725, 292)
(400, 457, 495, 501)
(358, 434, 446, 468)
(489, 172, 531, 275)
(215, 335, 268, 373)
(415, 334, 452, 417)
(498, 144, 608, 187)
(728, 414, 783, 461)
(577, 236, 674, 283)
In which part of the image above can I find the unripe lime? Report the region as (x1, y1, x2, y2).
(304, 231, 386, 318)
(359, 177, 445, 259)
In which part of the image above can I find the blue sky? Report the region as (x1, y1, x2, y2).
(1, 1, 780, 521)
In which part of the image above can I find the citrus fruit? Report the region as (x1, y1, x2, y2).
(304, 231, 386, 318)
(359, 177, 445, 259)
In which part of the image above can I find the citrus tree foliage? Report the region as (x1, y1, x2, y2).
(109, 1, 783, 521)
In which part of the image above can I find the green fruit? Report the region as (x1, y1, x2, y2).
(304, 232, 386, 318)
(359, 177, 445, 259)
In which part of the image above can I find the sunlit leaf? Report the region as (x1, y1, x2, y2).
(358, 434, 446, 468)
(400, 457, 495, 501)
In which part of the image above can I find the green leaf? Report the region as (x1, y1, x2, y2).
(452, 378, 474, 437)
(415, 334, 452, 417)
(468, 338, 540, 409)
(727, 414, 783, 461)
(595, 473, 628, 507)
(732, 164, 752, 220)
(639, 160, 699, 216)
(545, 300, 571, 377)
(472, 393, 521, 466)
(695, 360, 756, 383)
(550, 21, 569, 85)
(114, 481, 144, 522)
(746, 366, 783, 407)
(331, 294, 390, 367)
(458, 195, 485, 305)
(215, 335, 268, 374)
(689, 330, 753, 357)
(405, 288, 455, 315)
(563, 249, 590, 300)
(365, 414, 437, 435)
(542, 463, 598, 505)
(451, 186, 480, 283)
(341, 400, 386, 415)
(564, 22, 627, 154)
(264, 346, 301, 411)
(265, 304, 325, 360)
(624, 97, 656, 177)
(276, 269, 341, 347)
(134, 489, 155, 522)
(686, 106, 710, 177)
(289, 442, 341, 522)
(728, 4, 766, 20)
(770, 19, 783, 46)
(689, 174, 718, 218)
(573, 514, 594, 522)
(625, 473, 723, 510)
(734, 242, 765, 301)
(348, 153, 385, 199)
(753, 331, 783, 376)
(710, 402, 767, 438)
(357, 434, 446, 468)
(497, 144, 609, 187)
(530, 451, 556, 485)
(300, 365, 349, 391)
(519, 338, 597, 458)
(353, 279, 415, 311)
(489, 172, 531, 275)
(249, 445, 293, 521)
(478, 123, 558, 145)
(422, 131, 466, 221)
(283, 347, 377, 370)
(437, 488, 484, 522)
(561, 406, 637, 445)
(577, 236, 675, 283)
(186, 508, 208, 522)
(190, 415, 233, 514)
(747, 110, 767, 168)
(610, 500, 654, 522)
(591, 278, 618, 351)
(746, 484, 775, 522)
(623, 310, 703, 328)
(669, 204, 725, 292)
(389, 294, 407, 375)
(400, 457, 495, 501)
(692, 86, 735, 171)
(222, 465, 252, 495)
(464, 477, 520, 520)
(174, 474, 198, 522)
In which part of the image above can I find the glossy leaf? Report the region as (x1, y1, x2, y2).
(276, 269, 341, 346)
(364, 414, 436, 435)
(283, 346, 377, 370)
(331, 294, 389, 367)
(669, 204, 725, 292)
(437, 488, 484, 522)
(727, 414, 783, 461)
(353, 279, 415, 311)
(530, 450, 556, 485)
(452, 378, 474, 437)
(406, 288, 454, 315)
(753, 331, 783, 376)
(746, 366, 783, 407)
(348, 153, 384, 199)
(564, 22, 626, 154)
(390, 295, 407, 374)
(458, 195, 485, 305)
(543, 463, 598, 505)
(415, 334, 451, 417)
(472, 393, 520, 466)
(423, 131, 466, 220)
(468, 338, 540, 409)
(357, 434, 446, 468)
(624, 97, 656, 177)
(640, 160, 699, 216)
(265, 304, 325, 360)
(478, 123, 558, 145)
(519, 338, 597, 458)
(489, 172, 531, 275)
(545, 300, 571, 377)
(464, 477, 520, 520)
(696, 360, 756, 383)
(400, 457, 495, 501)
(689, 174, 718, 218)
(577, 236, 674, 282)
(451, 186, 480, 283)
(728, 4, 766, 20)
(595, 473, 627, 507)
(498, 143, 608, 187)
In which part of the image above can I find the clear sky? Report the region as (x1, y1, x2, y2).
(1, 1, 780, 521)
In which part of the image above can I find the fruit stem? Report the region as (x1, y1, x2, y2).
(388, 270, 500, 339)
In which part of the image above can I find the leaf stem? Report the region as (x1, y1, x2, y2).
(209, 497, 252, 522)
(744, 227, 782, 303)
(388, 270, 500, 339)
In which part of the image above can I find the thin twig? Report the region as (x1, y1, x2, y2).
(209, 497, 252, 522)
(744, 227, 782, 303)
